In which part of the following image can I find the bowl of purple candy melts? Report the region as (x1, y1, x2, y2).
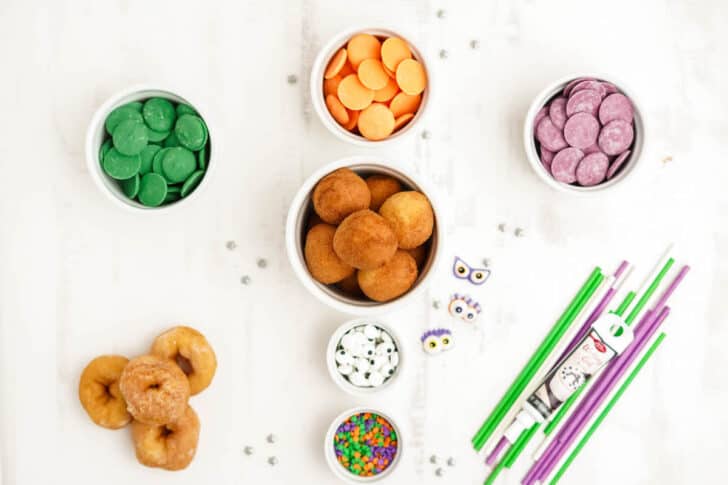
(524, 74, 645, 194)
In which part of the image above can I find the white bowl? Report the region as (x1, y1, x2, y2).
(523, 73, 645, 195)
(310, 26, 431, 147)
(85, 85, 216, 212)
(326, 318, 402, 396)
(285, 155, 444, 315)
(324, 407, 403, 483)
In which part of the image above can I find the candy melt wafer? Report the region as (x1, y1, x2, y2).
(533, 78, 636, 187)
(322, 32, 426, 140)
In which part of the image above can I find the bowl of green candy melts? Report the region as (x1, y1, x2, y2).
(86, 86, 213, 210)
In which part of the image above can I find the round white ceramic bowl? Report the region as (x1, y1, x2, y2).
(324, 407, 403, 483)
(524, 73, 645, 195)
(326, 318, 402, 396)
(85, 85, 216, 212)
(285, 155, 444, 315)
(310, 26, 431, 147)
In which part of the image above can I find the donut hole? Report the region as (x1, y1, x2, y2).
(175, 354, 194, 376)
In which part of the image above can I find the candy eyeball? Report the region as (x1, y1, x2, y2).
(376, 342, 395, 356)
(368, 371, 385, 387)
(440, 333, 454, 350)
(353, 357, 371, 372)
(454, 259, 470, 278)
(340, 333, 358, 351)
(363, 324, 380, 340)
(361, 343, 376, 358)
(337, 363, 353, 375)
(470, 269, 489, 284)
(389, 351, 399, 367)
(380, 364, 395, 377)
(423, 335, 441, 354)
(349, 371, 368, 387)
(335, 349, 352, 365)
(448, 298, 468, 317)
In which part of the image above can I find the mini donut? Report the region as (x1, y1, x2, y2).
(304, 224, 355, 284)
(333, 209, 398, 270)
(78, 355, 132, 429)
(119, 355, 190, 425)
(150, 326, 217, 395)
(366, 175, 402, 211)
(379, 191, 434, 249)
(132, 405, 200, 471)
(358, 249, 418, 302)
(312, 168, 371, 224)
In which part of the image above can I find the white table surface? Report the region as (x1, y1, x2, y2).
(1, 0, 726, 484)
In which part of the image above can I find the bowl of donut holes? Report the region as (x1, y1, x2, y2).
(77, 326, 217, 471)
(286, 156, 443, 314)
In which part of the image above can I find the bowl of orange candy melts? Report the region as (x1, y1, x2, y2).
(311, 27, 430, 145)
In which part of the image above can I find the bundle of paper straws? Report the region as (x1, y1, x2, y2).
(471, 246, 689, 484)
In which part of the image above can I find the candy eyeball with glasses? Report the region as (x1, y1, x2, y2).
(448, 293, 481, 323)
(420, 328, 454, 355)
(335, 323, 399, 389)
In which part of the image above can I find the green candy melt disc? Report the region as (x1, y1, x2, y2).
(138, 173, 168, 207)
(161, 147, 196, 183)
(142, 97, 176, 132)
(112, 119, 149, 156)
(105, 104, 144, 135)
(120, 173, 140, 198)
(102, 148, 141, 180)
(175, 114, 208, 151)
(180, 170, 205, 197)
(139, 145, 161, 175)
(176, 103, 197, 116)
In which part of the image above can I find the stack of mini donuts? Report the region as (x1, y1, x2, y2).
(78, 326, 217, 471)
(305, 167, 434, 302)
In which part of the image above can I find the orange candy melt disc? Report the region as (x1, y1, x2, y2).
(357, 103, 395, 141)
(324, 48, 348, 79)
(326, 94, 350, 126)
(357, 58, 390, 91)
(373, 77, 399, 103)
(337, 74, 375, 111)
(381, 37, 412, 72)
(389, 92, 421, 118)
(393, 113, 414, 132)
(343, 109, 360, 131)
(395, 58, 427, 96)
(347, 33, 381, 69)
(324, 74, 342, 97)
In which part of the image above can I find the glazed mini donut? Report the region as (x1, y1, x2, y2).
(119, 355, 190, 425)
(132, 405, 200, 471)
(78, 355, 131, 429)
(150, 326, 217, 395)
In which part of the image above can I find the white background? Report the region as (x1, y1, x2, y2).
(1, 0, 726, 484)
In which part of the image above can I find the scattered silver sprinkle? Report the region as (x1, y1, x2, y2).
(482, 258, 490, 268)
(430, 455, 439, 464)
(515, 227, 525, 237)
(240, 275, 252, 285)
(435, 467, 445, 476)
(257, 258, 268, 269)
(447, 457, 456, 467)
(432, 299, 441, 309)
(439, 49, 448, 59)
(267, 456, 278, 466)
(266, 433, 277, 444)
(470, 39, 480, 49)
(243, 446, 254, 455)
(421, 130, 431, 140)
(497, 223, 507, 232)
(287, 74, 298, 84)
(226, 240, 237, 250)
(436, 9, 446, 19)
